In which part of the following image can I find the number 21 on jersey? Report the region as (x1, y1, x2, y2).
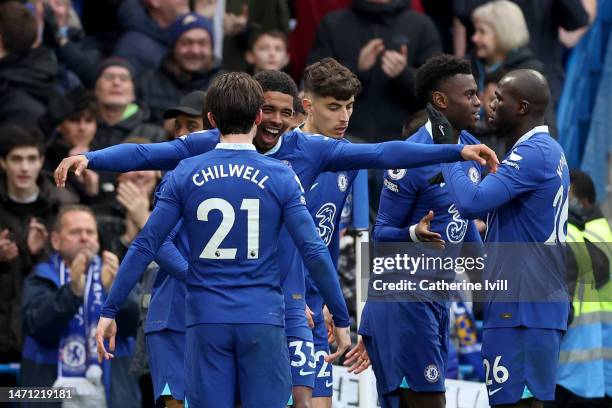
(197, 198, 260, 260)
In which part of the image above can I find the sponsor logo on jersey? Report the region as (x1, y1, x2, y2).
(316, 203, 336, 246)
(384, 179, 399, 193)
(502, 149, 523, 170)
(387, 169, 406, 180)
(424, 364, 440, 383)
(337, 172, 348, 192)
(446, 204, 468, 243)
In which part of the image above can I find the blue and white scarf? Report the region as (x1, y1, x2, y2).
(53, 253, 106, 396)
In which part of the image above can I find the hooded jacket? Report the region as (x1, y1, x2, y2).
(0, 48, 60, 124)
(0, 172, 78, 359)
(308, 0, 442, 142)
(113, 0, 169, 76)
(139, 55, 222, 124)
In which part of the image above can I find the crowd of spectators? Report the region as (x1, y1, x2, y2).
(0, 0, 595, 406)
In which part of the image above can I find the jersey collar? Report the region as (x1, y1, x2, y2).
(425, 120, 433, 139)
(263, 134, 283, 156)
(513, 125, 549, 147)
(215, 143, 256, 151)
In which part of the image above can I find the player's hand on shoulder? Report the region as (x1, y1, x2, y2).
(460, 144, 499, 172)
(54, 154, 89, 188)
(426, 103, 453, 145)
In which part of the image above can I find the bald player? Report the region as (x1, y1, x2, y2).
(432, 70, 570, 408)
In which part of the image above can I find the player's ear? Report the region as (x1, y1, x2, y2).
(432, 91, 447, 110)
(302, 97, 313, 115)
(518, 100, 530, 116)
(207, 112, 217, 129)
(254, 109, 263, 126)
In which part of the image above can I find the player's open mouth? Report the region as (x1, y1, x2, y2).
(472, 112, 480, 121)
(262, 127, 280, 135)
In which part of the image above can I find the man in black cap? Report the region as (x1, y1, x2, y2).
(162, 90, 207, 138)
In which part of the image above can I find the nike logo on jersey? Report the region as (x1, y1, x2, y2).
(299, 369, 315, 376)
(310, 183, 319, 191)
(325, 380, 333, 388)
(488, 387, 503, 396)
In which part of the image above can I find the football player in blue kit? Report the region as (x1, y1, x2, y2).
(360, 54, 486, 408)
(57, 71, 498, 406)
(437, 69, 570, 408)
(298, 58, 361, 408)
(95, 72, 351, 407)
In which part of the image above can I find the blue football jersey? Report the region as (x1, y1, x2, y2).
(89, 128, 466, 336)
(441, 126, 570, 330)
(304, 170, 357, 324)
(373, 124, 483, 245)
(102, 144, 350, 329)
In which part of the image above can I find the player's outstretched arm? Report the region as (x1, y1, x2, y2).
(306, 133, 498, 174)
(55, 130, 219, 187)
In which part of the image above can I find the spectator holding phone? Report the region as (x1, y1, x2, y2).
(308, 0, 442, 143)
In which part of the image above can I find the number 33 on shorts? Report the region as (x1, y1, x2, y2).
(289, 340, 316, 376)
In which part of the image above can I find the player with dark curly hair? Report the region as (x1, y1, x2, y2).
(359, 54, 484, 408)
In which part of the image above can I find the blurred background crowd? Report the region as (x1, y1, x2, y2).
(0, 0, 610, 406)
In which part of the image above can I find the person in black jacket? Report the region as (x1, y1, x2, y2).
(0, 125, 78, 378)
(93, 58, 166, 150)
(307, 0, 443, 143)
(454, 0, 590, 107)
(0, 1, 60, 124)
(139, 13, 222, 124)
(469, 0, 557, 135)
(113, 0, 189, 76)
(41, 88, 101, 203)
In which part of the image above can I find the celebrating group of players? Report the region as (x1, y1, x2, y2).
(53, 54, 569, 408)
